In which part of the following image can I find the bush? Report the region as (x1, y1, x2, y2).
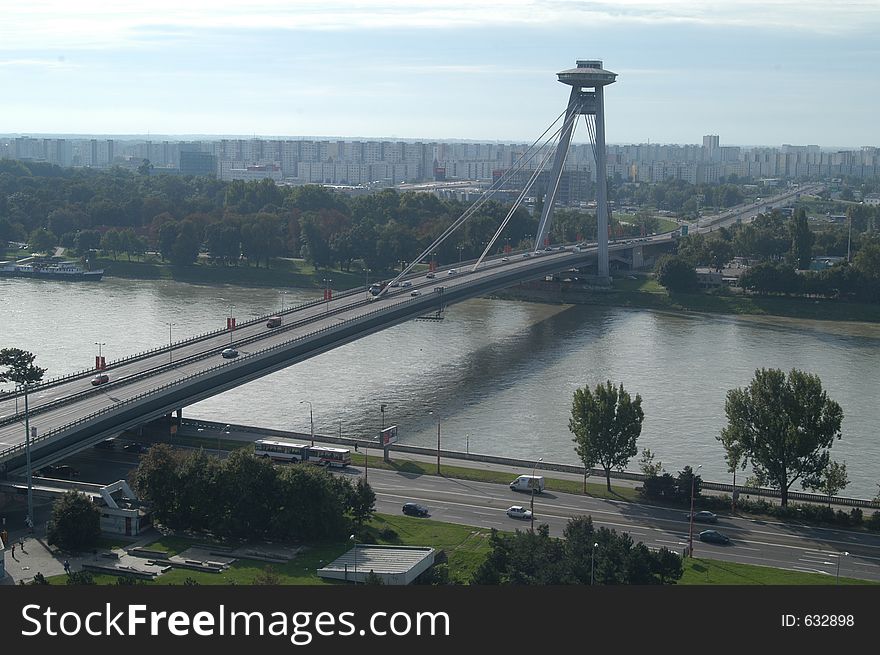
(66, 570, 96, 585)
(849, 508, 863, 525)
(379, 527, 398, 542)
(867, 512, 880, 531)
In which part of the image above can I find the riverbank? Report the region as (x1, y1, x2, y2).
(492, 276, 880, 323)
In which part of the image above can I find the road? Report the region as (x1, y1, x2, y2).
(47, 443, 880, 583)
(690, 183, 825, 233)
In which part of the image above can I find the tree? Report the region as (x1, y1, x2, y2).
(789, 208, 815, 270)
(654, 254, 698, 292)
(66, 570, 96, 585)
(815, 460, 849, 506)
(29, 227, 57, 254)
(349, 478, 376, 531)
(46, 491, 101, 551)
(675, 465, 702, 503)
(717, 426, 745, 510)
(721, 368, 843, 506)
(570, 381, 644, 491)
(0, 348, 46, 388)
(853, 240, 880, 280)
(638, 448, 663, 477)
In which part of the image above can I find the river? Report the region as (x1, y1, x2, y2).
(1, 276, 879, 498)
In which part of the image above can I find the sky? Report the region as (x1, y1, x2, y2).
(1, 1, 879, 148)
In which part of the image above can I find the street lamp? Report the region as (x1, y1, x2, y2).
(20, 383, 35, 532)
(323, 278, 332, 313)
(836, 551, 850, 585)
(687, 464, 703, 558)
(280, 290, 287, 314)
(166, 322, 175, 363)
(364, 268, 371, 298)
(466, 433, 469, 455)
(591, 542, 599, 585)
(219, 424, 230, 457)
(350, 534, 358, 583)
(530, 457, 543, 532)
(428, 411, 441, 474)
(300, 400, 314, 445)
(457, 245, 464, 266)
(94, 341, 106, 369)
(228, 305, 234, 344)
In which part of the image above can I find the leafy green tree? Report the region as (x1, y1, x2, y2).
(717, 426, 745, 508)
(28, 572, 49, 585)
(853, 240, 880, 280)
(101, 229, 123, 260)
(638, 448, 663, 477)
(66, 570, 96, 585)
(131, 443, 182, 522)
(789, 208, 815, 270)
(654, 254, 698, 292)
(157, 221, 179, 261)
(0, 348, 46, 389)
(349, 478, 376, 531)
(75, 229, 102, 253)
(29, 227, 57, 253)
(652, 547, 684, 583)
(721, 368, 843, 506)
(675, 465, 702, 502)
(46, 491, 101, 551)
(814, 460, 849, 506)
(570, 381, 644, 491)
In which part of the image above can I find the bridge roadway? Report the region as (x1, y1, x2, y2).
(689, 183, 825, 233)
(0, 234, 674, 472)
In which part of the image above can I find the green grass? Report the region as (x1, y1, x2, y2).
(681, 558, 877, 585)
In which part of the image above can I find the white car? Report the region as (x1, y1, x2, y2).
(402, 280, 412, 287)
(447, 269, 457, 275)
(501, 257, 509, 262)
(410, 290, 421, 297)
(506, 505, 533, 520)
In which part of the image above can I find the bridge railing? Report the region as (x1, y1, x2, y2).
(0, 285, 368, 400)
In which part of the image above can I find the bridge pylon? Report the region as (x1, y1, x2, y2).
(534, 60, 616, 279)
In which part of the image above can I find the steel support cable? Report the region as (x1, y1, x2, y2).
(533, 113, 579, 249)
(471, 113, 574, 271)
(584, 113, 612, 239)
(377, 108, 569, 294)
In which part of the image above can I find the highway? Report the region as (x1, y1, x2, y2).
(689, 183, 825, 233)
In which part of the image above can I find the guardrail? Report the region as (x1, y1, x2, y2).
(0, 285, 368, 400)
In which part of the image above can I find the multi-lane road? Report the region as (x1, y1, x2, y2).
(48, 442, 880, 583)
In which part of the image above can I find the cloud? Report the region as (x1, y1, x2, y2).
(2, 1, 878, 52)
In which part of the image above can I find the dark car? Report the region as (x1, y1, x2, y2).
(123, 443, 147, 454)
(221, 348, 239, 359)
(699, 529, 731, 545)
(402, 502, 429, 517)
(685, 511, 718, 524)
(37, 464, 79, 479)
(91, 373, 110, 386)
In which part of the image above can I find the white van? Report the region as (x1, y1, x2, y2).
(509, 475, 545, 493)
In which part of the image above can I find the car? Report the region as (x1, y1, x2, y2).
(93, 439, 115, 450)
(447, 269, 457, 275)
(698, 529, 730, 545)
(501, 257, 509, 262)
(544, 247, 553, 252)
(522, 252, 531, 258)
(506, 505, 533, 520)
(402, 502, 429, 517)
(221, 348, 239, 359)
(402, 280, 412, 287)
(91, 373, 110, 386)
(37, 464, 79, 479)
(410, 290, 421, 297)
(685, 511, 718, 523)
(425, 272, 435, 279)
(123, 443, 147, 454)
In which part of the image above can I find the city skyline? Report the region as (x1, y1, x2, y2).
(1, 1, 879, 147)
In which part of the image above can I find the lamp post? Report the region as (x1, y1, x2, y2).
(228, 306, 234, 344)
(323, 278, 332, 313)
(364, 268, 371, 298)
(22, 384, 34, 532)
(530, 457, 543, 532)
(836, 551, 850, 585)
(457, 245, 464, 266)
(466, 433, 469, 455)
(219, 424, 230, 457)
(166, 322, 175, 363)
(687, 464, 703, 558)
(280, 290, 287, 314)
(591, 542, 598, 585)
(94, 341, 106, 369)
(428, 410, 441, 474)
(300, 400, 314, 445)
(350, 534, 358, 583)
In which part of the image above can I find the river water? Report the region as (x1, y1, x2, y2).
(1, 276, 879, 497)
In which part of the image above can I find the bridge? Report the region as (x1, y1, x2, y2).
(0, 235, 675, 473)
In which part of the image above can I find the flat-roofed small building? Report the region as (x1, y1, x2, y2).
(318, 545, 435, 585)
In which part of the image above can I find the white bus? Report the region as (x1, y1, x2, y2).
(254, 438, 311, 463)
(307, 446, 352, 468)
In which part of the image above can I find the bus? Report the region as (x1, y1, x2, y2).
(254, 438, 310, 463)
(253, 439, 351, 468)
(307, 446, 352, 468)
